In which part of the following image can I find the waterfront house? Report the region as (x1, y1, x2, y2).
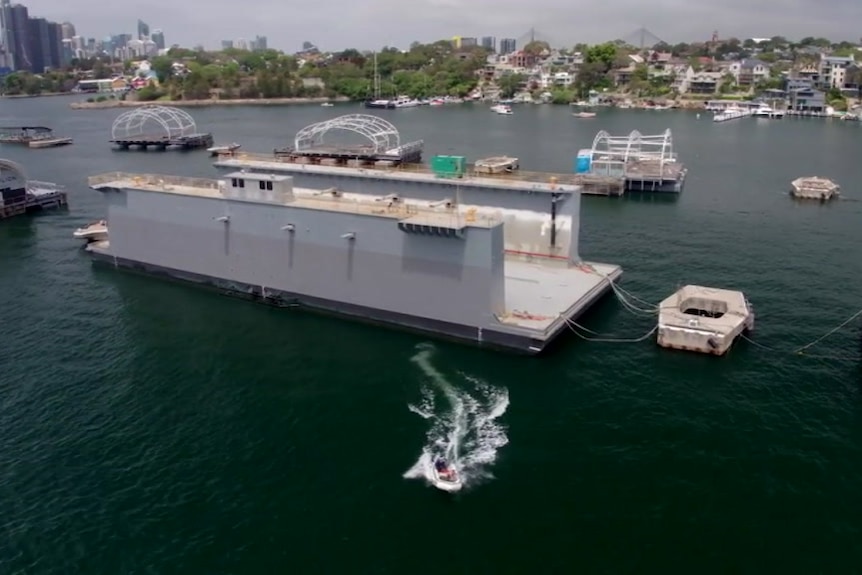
(844, 64, 862, 94)
(614, 66, 636, 86)
(817, 55, 855, 90)
(647, 51, 673, 71)
(787, 87, 826, 113)
(729, 58, 770, 87)
(686, 71, 723, 94)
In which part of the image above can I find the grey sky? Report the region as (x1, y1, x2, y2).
(24, 0, 862, 51)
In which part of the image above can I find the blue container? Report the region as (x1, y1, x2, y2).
(575, 154, 591, 174)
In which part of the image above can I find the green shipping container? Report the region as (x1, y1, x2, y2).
(431, 155, 466, 178)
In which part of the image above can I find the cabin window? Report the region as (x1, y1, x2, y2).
(238, 179, 245, 188)
(259, 180, 266, 190)
(231, 178, 237, 187)
(265, 181, 273, 191)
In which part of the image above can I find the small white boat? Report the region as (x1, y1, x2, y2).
(572, 111, 596, 118)
(73, 219, 108, 242)
(207, 142, 241, 156)
(431, 458, 462, 492)
(491, 104, 513, 115)
(321, 102, 334, 107)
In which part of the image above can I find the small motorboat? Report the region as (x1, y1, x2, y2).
(490, 104, 513, 115)
(73, 219, 108, 243)
(572, 111, 596, 118)
(431, 458, 462, 492)
(321, 102, 334, 107)
(207, 142, 241, 156)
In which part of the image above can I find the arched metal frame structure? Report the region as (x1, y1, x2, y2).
(111, 105, 198, 141)
(294, 114, 401, 154)
(590, 129, 676, 170)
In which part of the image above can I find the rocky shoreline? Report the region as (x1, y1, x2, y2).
(70, 97, 350, 109)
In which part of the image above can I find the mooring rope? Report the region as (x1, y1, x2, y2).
(565, 318, 657, 343)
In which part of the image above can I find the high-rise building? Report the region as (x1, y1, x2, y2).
(253, 35, 267, 51)
(9, 3, 31, 70)
(137, 19, 149, 40)
(500, 38, 516, 54)
(0, 0, 14, 69)
(47, 20, 62, 67)
(481, 36, 496, 52)
(60, 21, 74, 39)
(221, 39, 233, 50)
(150, 28, 165, 50)
(459, 37, 477, 48)
(27, 16, 47, 71)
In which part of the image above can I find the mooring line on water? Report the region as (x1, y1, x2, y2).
(566, 319, 657, 343)
(794, 308, 862, 354)
(738, 308, 862, 362)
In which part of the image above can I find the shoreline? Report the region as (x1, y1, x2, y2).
(70, 97, 350, 109)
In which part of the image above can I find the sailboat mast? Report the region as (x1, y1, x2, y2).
(373, 52, 380, 99)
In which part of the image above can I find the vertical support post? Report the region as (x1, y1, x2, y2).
(550, 192, 559, 248)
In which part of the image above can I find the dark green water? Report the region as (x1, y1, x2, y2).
(1, 96, 861, 573)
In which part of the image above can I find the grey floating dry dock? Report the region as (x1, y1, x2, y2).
(0, 158, 67, 220)
(82, 168, 622, 355)
(657, 285, 754, 355)
(790, 176, 840, 200)
(110, 105, 213, 150)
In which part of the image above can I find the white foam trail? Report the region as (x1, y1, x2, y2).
(403, 343, 509, 490)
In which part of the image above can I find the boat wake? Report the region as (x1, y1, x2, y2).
(403, 343, 509, 491)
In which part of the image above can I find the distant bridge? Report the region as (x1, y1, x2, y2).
(513, 26, 665, 51)
(619, 27, 666, 50)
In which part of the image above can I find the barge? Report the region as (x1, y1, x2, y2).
(82, 170, 621, 354)
(215, 116, 686, 197)
(0, 126, 73, 148)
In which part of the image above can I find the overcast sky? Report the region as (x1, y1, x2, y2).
(22, 0, 862, 51)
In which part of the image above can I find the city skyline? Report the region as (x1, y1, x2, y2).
(11, 0, 862, 53)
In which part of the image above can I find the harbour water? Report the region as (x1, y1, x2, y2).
(1, 96, 861, 573)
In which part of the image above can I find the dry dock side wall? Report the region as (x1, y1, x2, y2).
(214, 164, 582, 262)
(104, 189, 506, 329)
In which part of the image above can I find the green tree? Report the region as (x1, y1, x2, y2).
(497, 73, 526, 98)
(586, 43, 618, 72)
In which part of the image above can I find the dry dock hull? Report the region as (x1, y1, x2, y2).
(88, 251, 614, 355)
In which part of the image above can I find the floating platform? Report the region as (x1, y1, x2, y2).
(275, 114, 424, 165)
(111, 133, 214, 150)
(0, 158, 67, 220)
(576, 130, 687, 193)
(657, 285, 754, 355)
(208, 142, 241, 156)
(0, 185, 67, 220)
(790, 176, 840, 200)
(29, 137, 73, 149)
(1, 126, 72, 148)
(110, 105, 213, 151)
(474, 156, 519, 174)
